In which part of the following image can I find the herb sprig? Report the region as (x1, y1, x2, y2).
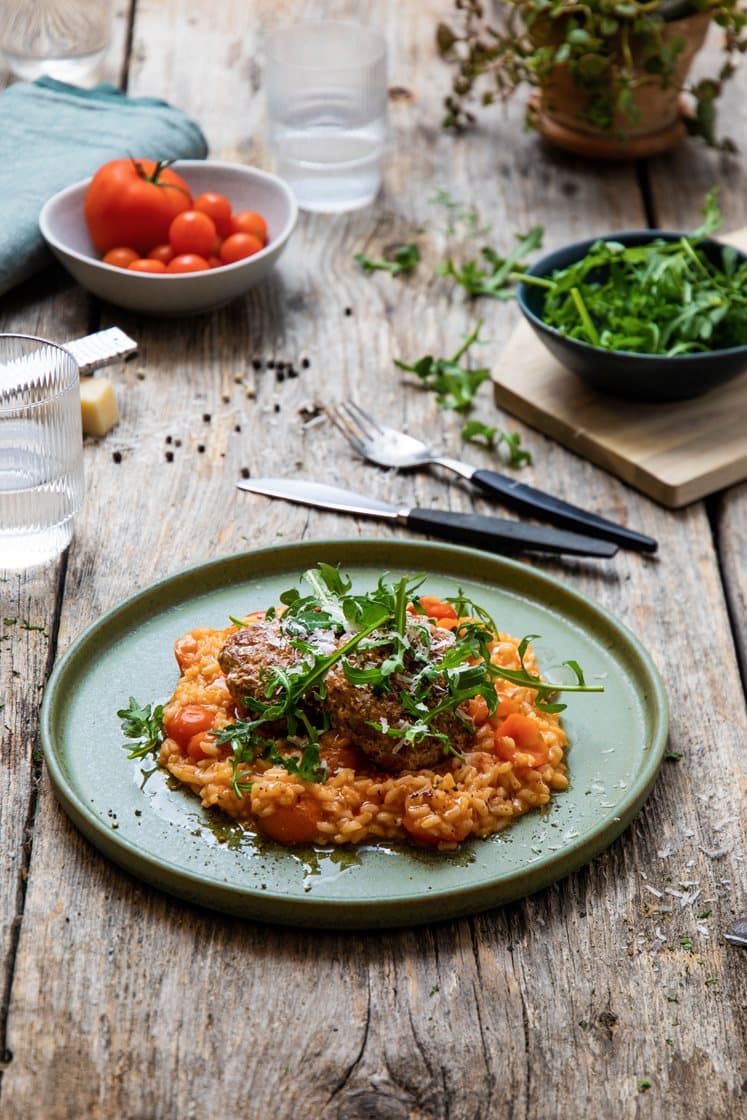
(395, 320, 490, 412)
(355, 243, 421, 276)
(118, 697, 164, 759)
(438, 226, 543, 299)
(461, 419, 532, 468)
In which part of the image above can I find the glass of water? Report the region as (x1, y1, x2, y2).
(0, 335, 84, 571)
(0, 0, 112, 83)
(265, 21, 388, 213)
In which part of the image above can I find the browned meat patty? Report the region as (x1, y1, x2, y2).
(218, 618, 303, 707)
(323, 622, 475, 771)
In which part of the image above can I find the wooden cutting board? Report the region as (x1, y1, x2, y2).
(492, 227, 747, 508)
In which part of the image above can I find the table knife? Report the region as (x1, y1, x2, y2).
(237, 478, 618, 558)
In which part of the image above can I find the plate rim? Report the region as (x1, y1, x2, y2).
(41, 537, 669, 927)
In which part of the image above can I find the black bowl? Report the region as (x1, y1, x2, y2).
(516, 230, 747, 403)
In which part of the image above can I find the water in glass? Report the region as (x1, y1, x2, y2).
(0, 338, 84, 570)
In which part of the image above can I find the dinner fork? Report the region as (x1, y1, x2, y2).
(328, 400, 657, 554)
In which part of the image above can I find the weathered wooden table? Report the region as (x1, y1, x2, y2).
(1, 2, 745, 1117)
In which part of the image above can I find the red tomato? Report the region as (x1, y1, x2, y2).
(128, 258, 167, 273)
(84, 158, 192, 254)
(168, 210, 217, 257)
(147, 243, 174, 264)
(102, 246, 138, 268)
(207, 256, 223, 269)
(186, 731, 214, 762)
(164, 704, 216, 749)
(258, 796, 321, 844)
(167, 253, 210, 273)
(220, 232, 263, 264)
(494, 713, 549, 766)
(231, 210, 267, 243)
(194, 192, 233, 238)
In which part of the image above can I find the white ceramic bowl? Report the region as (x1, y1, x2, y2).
(39, 160, 298, 316)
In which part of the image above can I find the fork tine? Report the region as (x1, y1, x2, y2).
(326, 404, 368, 458)
(342, 399, 386, 439)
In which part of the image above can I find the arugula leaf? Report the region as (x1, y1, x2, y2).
(439, 227, 544, 299)
(429, 189, 492, 239)
(355, 243, 421, 276)
(461, 419, 532, 468)
(117, 696, 164, 759)
(395, 320, 490, 411)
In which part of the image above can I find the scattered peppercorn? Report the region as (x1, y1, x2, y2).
(276, 370, 285, 382)
(165, 450, 174, 462)
(165, 435, 173, 444)
(344, 307, 353, 316)
(234, 424, 241, 432)
(287, 367, 299, 379)
(221, 392, 230, 403)
(202, 413, 211, 423)
(112, 450, 122, 464)
(240, 466, 251, 479)
(267, 360, 275, 369)
(274, 402, 281, 413)
(252, 359, 262, 370)
(174, 438, 182, 447)
(301, 357, 310, 369)
(197, 444, 205, 453)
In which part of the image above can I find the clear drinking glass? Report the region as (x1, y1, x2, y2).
(0, 0, 112, 83)
(0, 335, 84, 570)
(265, 21, 388, 213)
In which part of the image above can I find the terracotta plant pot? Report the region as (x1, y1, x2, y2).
(530, 10, 712, 159)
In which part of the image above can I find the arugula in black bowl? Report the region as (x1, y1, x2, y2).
(515, 194, 747, 402)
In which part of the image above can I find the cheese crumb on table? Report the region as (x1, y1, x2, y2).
(80, 378, 119, 437)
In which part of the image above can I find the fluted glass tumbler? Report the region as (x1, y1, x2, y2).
(0, 336, 84, 571)
(265, 21, 388, 213)
(0, 1, 112, 83)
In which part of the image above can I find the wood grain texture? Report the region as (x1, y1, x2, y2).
(1, 3, 746, 1118)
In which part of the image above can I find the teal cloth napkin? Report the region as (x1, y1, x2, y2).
(0, 77, 208, 296)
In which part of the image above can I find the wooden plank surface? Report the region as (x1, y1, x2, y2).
(1, 3, 746, 1118)
(492, 227, 747, 508)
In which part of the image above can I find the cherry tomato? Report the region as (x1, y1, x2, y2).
(127, 258, 168, 273)
(84, 158, 192, 254)
(219, 232, 263, 265)
(207, 256, 223, 269)
(147, 243, 174, 264)
(231, 210, 267, 243)
(168, 210, 217, 257)
(186, 731, 214, 762)
(102, 246, 139, 268)
(258, 796, 321, 844)
(167, 253, 210, 273)
(163, 704, 216, 749)
(194, 192, 233, 238)
(494, 713, 549, 766)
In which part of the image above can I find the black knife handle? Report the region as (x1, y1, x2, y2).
(406, 508, 617, 558)
(470, 469, 657, 554)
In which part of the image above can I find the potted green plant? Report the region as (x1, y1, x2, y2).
(437, 0, 747, 157)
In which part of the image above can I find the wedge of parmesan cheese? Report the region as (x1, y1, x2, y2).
(80, 377, 119, 437)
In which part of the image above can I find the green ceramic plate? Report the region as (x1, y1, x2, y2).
(41, 539, 668, 929)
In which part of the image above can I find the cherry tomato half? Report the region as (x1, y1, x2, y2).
(127, 258, 168, 273)
(231, 210, 267, 243)
(169, 210, 217, 257)
(219, 232, 263, 265)
(103, 246, 139, 268)
(163, 703, 216, 749)
(194, 192, 233, 238)
(167, 253, 210, 273)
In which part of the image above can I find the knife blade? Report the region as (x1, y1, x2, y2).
(237, 478, 618, 558)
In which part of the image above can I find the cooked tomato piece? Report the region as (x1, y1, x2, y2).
(320, 736, 365, 773)
(258, 796, 321, 844)
(164, 703, 216, 749)
(186, 731, 214, 762)
(494, 713, 549, 765)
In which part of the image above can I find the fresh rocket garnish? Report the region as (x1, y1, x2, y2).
(214, 566, 602, 788)
(355, 243, 421, 276)
(118, 696, 164, 759)
(395, 320, 490, 411)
